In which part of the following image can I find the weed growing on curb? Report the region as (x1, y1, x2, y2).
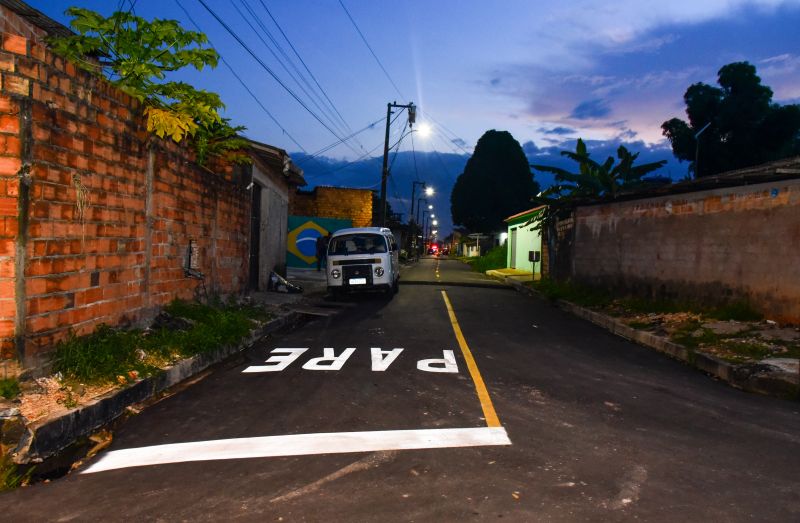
(0, 378, 20, 399)
(0, 454, 32, 492)
(53, 300, 268, 385)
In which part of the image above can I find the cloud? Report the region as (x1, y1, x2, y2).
(451, 138, 468, 148)
(759, 53, 800, 75)
(570, 99, 611, 120)
(538, 126, 576, 135)
(521, 140, 539, 154)
(490, 77, 502, 87)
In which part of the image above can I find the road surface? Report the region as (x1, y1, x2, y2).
(3, 257, 799, 521)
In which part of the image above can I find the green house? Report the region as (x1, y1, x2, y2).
(504, 206, 545, 277)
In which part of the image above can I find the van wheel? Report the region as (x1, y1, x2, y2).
(328, 287, 341, 301)
(392, 279, 399, 294)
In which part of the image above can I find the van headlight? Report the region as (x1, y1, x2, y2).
(374, 267, 384, 277)
(331, 269, 341, 279)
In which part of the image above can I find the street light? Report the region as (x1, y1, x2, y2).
(424, 186, 434, 197)
(417, 122, 432, 138)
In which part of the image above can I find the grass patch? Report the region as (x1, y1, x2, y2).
(53, 300, 267, 385)
(670, 320, 721, 349)
(0, 378, 20, 399)
(707, 301, 763, 322)
(530, 278, 613, 309)
(1, 454, 32, 492)
(466, 243, 507, 273)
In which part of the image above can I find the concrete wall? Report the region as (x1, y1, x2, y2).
(571, 176, 800, 322)
(252, 161, 288, 287)
(0, 9, 251, 369)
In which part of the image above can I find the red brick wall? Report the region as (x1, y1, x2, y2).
(0, 12, 250, 369)
(290, 186, 372, 227)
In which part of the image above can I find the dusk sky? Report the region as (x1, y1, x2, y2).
(34, 0, 800, 232)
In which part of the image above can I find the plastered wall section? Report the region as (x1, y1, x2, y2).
(252, 160, 289, 286)
(0, 12, 250, 368)
(291, 186, 372, 228)
(571, 178, 800, 323)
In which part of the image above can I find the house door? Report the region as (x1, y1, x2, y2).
(509, 227, 517, 268)
(248, 184, 262, 290)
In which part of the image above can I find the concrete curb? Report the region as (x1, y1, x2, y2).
(495, 276, 799, 400)
(13, 310, 302, 464)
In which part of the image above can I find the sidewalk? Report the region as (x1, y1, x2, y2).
(486, 273, 799, 400)
(485, 268, 540, 282)
(248, 268, 328, 308)
(4, 269, 338, 471)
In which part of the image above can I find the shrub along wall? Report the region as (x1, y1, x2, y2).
(567, 164, 800, 323)
(0, 21, 250, 371)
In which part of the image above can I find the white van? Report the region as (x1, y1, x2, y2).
(326, 227, 400, 298)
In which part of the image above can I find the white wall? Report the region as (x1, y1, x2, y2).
(253, 164, 290, 287)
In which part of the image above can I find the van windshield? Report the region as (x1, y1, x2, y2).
(328, 233, 388, 255)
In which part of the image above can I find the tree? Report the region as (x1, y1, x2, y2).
(50, 8, 248, 165)
(662, 62, 800, 177)
(450, 130, 540, 233)
(532, 138, 667, 200)
(530, 138, 668, 230)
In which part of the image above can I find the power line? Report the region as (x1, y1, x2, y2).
(307, 140, 385, 179)
(338, 0, 405, 99)
(257, 0, 361, 149)
(231, 0, 359, 156)
(410, 130, 420, 182)
(196, 0, 352, 147)
(175, 0, 309, 155)
(236, 0, 354, 145)
(298, 116, 386, 164)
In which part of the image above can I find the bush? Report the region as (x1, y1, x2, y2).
(0, 378, 20, 400)
(468, 242, 508, 273)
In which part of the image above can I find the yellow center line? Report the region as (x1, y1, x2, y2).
(441, 290, 502, 428)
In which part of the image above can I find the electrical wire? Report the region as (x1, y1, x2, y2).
(298, 116, 386, 164)
(175, 0, 310, 155)
(231, 0, 359, 156)
(410, 130, 420, 182)
(196, 0, 352, 146)
(257, 0, 362, 150)
(336, 2, 472, 159)
(338, 0, 405, 100)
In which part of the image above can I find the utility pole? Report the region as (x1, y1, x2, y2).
(694, 121, 712, 177)
(380, 101, 416, 226)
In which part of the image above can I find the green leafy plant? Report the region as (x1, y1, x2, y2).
(0, 378, 20, 400)
(49, 8, 249, 165)
(1, 454, 32, 492)
(53, 301, 267, 384)
(529, 138, 669, 233)
(466, 242, 508, 273)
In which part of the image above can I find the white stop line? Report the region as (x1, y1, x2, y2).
(83, 427, 511, 474)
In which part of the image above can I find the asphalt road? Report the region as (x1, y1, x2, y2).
(3, 258, 800, 522)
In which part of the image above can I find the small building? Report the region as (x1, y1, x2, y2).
(287, 186, 373, 269)
(505, 206, 545, 277)
(247, 140, 306, 288)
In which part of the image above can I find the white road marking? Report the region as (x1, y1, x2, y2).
(82, 427, 511, 474)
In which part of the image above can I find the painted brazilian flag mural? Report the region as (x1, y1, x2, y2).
(287, 216, 352, 269)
